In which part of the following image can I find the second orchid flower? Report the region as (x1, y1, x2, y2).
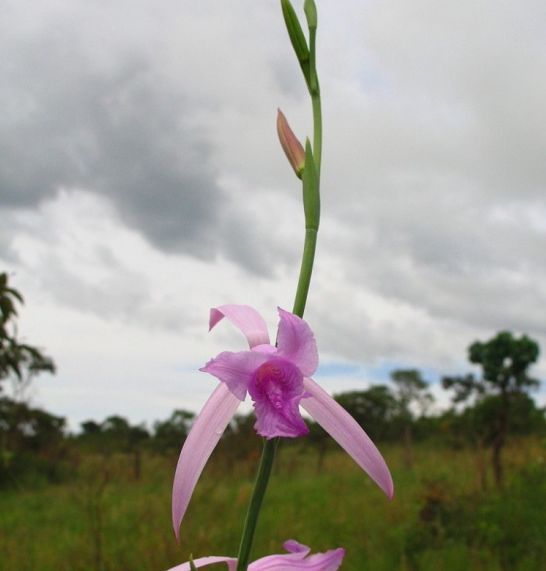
(168, 539, 345, 571)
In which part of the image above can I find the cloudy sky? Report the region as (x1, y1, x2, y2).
(2, 0, 545, 429)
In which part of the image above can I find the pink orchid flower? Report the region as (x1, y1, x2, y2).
(167, 539, 345, 570)
(172, 305, 393, 537)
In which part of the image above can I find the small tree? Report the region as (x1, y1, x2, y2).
(443, 331, 540, 487)
(391, 369, 433, 468)
(334, 385, 398, 442)
(152, 409, 194, 455)
(0, 272, 55, 399)
(0, 396, 67, 487)
(101, 415, 149, 480)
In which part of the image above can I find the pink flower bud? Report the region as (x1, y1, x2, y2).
(277, 109, 305, 178)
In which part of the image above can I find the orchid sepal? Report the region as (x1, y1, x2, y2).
(301, 377, 394, 500)
(172, 383, 240, 539)
(277, 109, 305, 179)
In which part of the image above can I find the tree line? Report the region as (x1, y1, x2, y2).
(1, 271, 544, 490)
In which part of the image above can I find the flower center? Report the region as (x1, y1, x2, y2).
(249, 357, 303, 409)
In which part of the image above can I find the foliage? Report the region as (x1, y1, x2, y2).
(443, 331, 542, 486)
(443, 331, 540, 402)
(406, 461, 546, 570)
(1, 381, 543, 492)
(101, 415, 150, 453)
(1, 441, 545, 571)
(0, 396, 69, 487)
(390, 369, 434, 468)
(153, 410, 194, 455)
(334, 385, 398, 442)
(391, 369, 434, 420)
(0, 272, 55, 396)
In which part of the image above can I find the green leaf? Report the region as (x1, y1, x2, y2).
(281, 0, 309, 62)
(189, 555, 198, 571)
(0, 297, 16, 321)
(5, 287, 24, 304)
(280, 0, 311, 84)
(304, 0, 318, 29)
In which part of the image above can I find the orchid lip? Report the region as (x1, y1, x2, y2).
(247, 356, 308, 438)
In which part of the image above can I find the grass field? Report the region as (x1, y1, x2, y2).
(1, 439, 545, 571)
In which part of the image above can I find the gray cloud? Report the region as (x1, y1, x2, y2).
(0, 0, 309, 276)
(0, 19, 224, 257)
(304, 0, 546, 348)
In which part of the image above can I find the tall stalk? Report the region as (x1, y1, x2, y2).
(235, 2, 322, 569)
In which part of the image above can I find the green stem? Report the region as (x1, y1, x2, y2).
(312, 93, 322, 176)
(235, 439, 278, 571)
(292, 228, 318, 318)
(235, 5, 322, 569)
(308, 27, 322, 176)
(294, 22, 321, 319)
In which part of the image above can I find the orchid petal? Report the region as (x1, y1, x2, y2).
(252, 343, 277, 355)
(301, 377, 394, 499)
(200, 350, 270, 401)
(249, 543, 345, 570)
(168, 542, 344, 571)
(210, 305, 270, 348)
(172, 383, 240, 539)
(282, 540, 310, 555)
(276, 308, 318, 376)
(167, 556, 237, 571)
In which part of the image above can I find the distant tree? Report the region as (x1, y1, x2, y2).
(305, 419, 329, 473)
(78, 420, 104, 453)
(391, 369, 434, 468)
(78, 416, 150, 480)
(101, 415, 149, 479)
(0, 396, 67, 486)
(101, 415, 132, 443)
(126, 425, 149, 480)
(220, 413, 261, 473)
(0, 272, 55, 399)
(152, 410, 194, 455)
(443, 331, 540, 487)
(504, 391, 545, 435)
(437, 391, 545, 491)
(81, 420, 102, 436)
(334, 385, 398, 442)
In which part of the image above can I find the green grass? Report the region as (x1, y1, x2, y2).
(1, 440, 545, 570)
